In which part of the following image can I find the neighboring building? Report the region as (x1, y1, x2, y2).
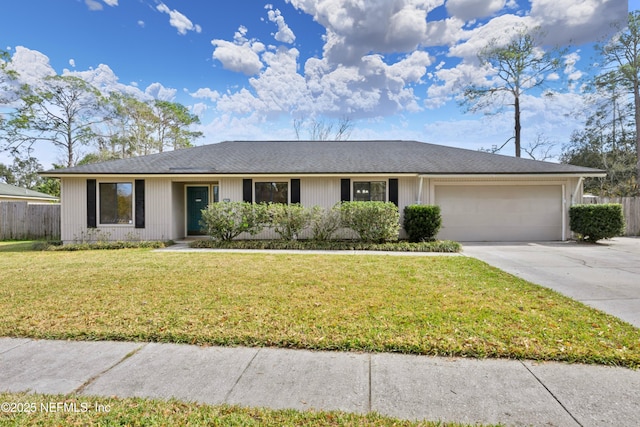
(42, 140, 604, 243)
(0, 182, 59, 203)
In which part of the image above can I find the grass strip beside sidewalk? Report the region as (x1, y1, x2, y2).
(0, 393, 488, 427)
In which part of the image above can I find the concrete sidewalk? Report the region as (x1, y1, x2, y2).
(1, 338, 639, 426)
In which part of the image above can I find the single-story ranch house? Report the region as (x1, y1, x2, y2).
(42, 140, 605, 243)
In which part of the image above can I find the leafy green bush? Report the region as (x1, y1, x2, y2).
(403, 205, 442, 242)
(267, 203, 312, 240)
(339, 201, 400, 243)
(309, 205, 341, 241)
(569, 204, 625, 242)
(200, 202, 269, 241)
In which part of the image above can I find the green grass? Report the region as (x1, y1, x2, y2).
(0, 245, 639, 367)
(0, 241, 38, 252)
(0, 393, 488, 426)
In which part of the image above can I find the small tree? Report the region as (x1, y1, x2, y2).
(200, 202, 269, 241)
(339, 201, 400, 243)
(267, 203, 311, 240)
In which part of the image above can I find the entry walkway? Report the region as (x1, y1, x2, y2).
(1, 338, 639, 426)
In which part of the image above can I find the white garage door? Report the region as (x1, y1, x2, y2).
(434, 185, 563, 242)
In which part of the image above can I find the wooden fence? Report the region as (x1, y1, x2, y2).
(582, 196, 640, 236)
(0, 202, 60, 240)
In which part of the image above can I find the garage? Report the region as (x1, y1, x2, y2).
(434, 184, 563, 242)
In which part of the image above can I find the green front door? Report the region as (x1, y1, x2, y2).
(187, 186, 209, 235)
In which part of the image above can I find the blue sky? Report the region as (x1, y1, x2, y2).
(0, 0, 632, 167)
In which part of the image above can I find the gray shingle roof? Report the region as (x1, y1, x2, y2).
(0, 182, 59, 200)
(45, 140, 604, 175)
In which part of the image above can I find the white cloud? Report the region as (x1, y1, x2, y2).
(137, 20, 145, 28)
(85, 0, 103, 11)
(85, 0, 117, 10)
(156, 3, 202, 35)
(6, 46, 56, 88)
(145, 82, 177, 101)
(69, 59, 76, 68)
(64, 63, 148, 99)
(446, 0, 506, 21)
(191, 102, 208, 116)
(529, 0, 626, 45)
(190, 87, 220, 102)
(266, 6, 296, 44)
(212, 26, 265, 75)
(287, 0, 438, 65)
(563, 51, 583, 81)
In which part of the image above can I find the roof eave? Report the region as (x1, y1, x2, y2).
(418, 172, 607, 179)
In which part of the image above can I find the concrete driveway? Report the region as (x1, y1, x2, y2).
(462, 237, 640, 328)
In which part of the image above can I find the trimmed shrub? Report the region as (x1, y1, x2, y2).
(569, 204, 625, 242)
(267, 203, 312, 240)
(310, 204, 341, 241)
(403, 205, 442, 242)
(339, 201, 400, 243)
(200, 202, 269, 241)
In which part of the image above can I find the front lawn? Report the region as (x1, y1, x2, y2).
(0, 244, 638, 367)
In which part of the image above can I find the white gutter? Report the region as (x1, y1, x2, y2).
(417, 176, 424, 204)
(418, 173, 606, 179)
(40, 172, 419, 179)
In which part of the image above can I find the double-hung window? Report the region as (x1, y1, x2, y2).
(353, 181, 386, 202)
(255, 182, 288, 204)
(99, 182, 133, 224)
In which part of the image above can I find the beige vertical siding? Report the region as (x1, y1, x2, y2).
(61, 177, 173, 243)
(300, 177, 341, 209)
(60, 177, 87, 243)
(171, 182, 185, 239)
(219, 178, 243, 202)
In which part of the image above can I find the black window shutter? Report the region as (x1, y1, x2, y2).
(290, 179, 301, 204)
(87, 179, 97, 228)
(389, 178, 399, 206)
(135, 179, 145, 229)
(340, 179, 350, 202)
(243, 179, 253, 203)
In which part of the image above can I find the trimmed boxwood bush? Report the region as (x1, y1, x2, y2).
(569, 204, 625, 242)
(403, 205, 442, 242)
(339, 201, 400, 243)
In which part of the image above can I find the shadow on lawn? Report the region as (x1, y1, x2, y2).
(0, 241, 37, 252)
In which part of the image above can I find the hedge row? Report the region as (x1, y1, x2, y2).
(200, 202, 445, 244)
(200, 201, 404, 243)
(190, 239, 461, 253)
